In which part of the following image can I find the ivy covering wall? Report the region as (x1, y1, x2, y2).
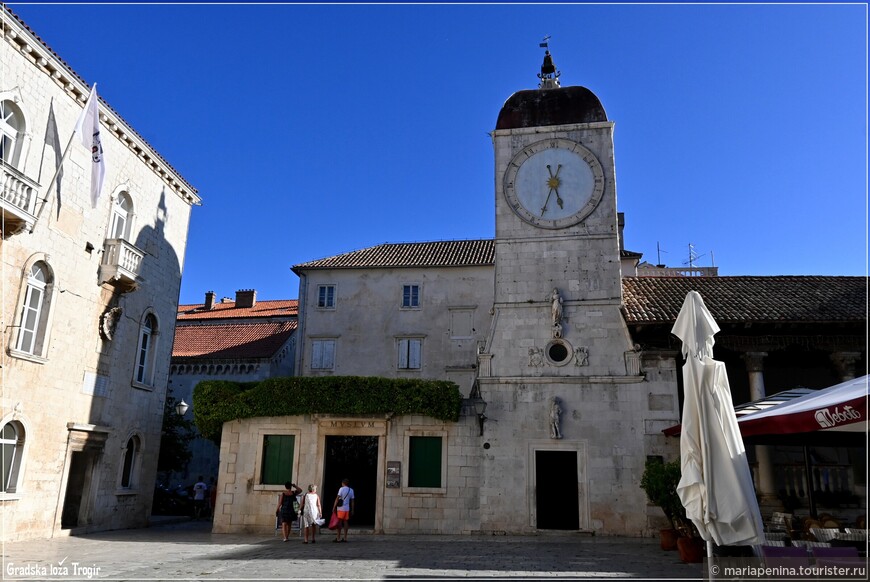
(193, 376, 463, 441)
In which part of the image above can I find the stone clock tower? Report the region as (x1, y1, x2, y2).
(477, 49, 646, 535)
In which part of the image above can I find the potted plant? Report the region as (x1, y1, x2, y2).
(640, 459, 683, 551)
(640, 459, 705, 562)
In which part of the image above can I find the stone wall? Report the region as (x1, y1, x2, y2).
(1, 11, 197, 541)
(212, 410, 483, 535)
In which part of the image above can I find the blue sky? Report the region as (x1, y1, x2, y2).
(10, 3, 867, 305)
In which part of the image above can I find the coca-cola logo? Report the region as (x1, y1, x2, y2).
(814, 405, 861, 429)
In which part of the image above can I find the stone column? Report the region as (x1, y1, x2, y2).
(743, 352, 780, 513)
(830, 352, 862, 381)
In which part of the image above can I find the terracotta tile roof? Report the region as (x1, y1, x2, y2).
(292, 240, 495, 271)
(178, 299, 298, 320)
(622, 276, 867, 324)
(292, 239, 864, 324)
(172, 321, 297, 359)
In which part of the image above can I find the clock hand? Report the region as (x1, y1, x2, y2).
(541, 188, 554, 216)
(543, 164, 564, 214)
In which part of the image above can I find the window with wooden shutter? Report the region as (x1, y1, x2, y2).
(311, 339, 335, 370)
(261, 435, 295, 485)
(397, 338, 422, 370)
(408, 436, 442, 488)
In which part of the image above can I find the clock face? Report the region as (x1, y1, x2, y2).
(503, 139, 605, 229)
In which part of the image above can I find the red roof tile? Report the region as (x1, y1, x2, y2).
(293, 239, 865, 324)
(178, 299, 298, 320)
(622, 276, 867, 324)
(292, 240, 494, 271)
(172, 321, 297, 359)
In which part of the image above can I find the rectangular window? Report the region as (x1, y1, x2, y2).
(397, 338, 422, 370)
(408, 436, 442, 488)
(402, 284, 420, 308)
(261, 435, 295, 485)
(317, 285, 335, 309)
(311, 339, 335, 370)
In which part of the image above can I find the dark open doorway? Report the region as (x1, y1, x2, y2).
(61, 451, 92, 529)
(535, 449, 579, 530)
(323, 436, 378, 527)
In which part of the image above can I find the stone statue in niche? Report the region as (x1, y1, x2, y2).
(549, 396, 563, 439)
(574, 346, 589, 366)
(99, 306, 123, 341)
(528, 347, 544, 367)
(550, 288, 563, 327)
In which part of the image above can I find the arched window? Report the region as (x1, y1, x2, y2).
(120, 435, 140, 488)
(0, 99, 23, 168)
(15, 261, 53, 357)
(1, 421, 24, 493)
(109, 191, 133, 240)
(134, 313, 158, 387)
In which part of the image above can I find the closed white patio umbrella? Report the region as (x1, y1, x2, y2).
(673, 291, 765, 557)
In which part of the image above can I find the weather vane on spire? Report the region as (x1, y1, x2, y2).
(537, 35, 560, 89)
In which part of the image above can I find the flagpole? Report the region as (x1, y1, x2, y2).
(31, 83, 99, 231)
(29, 130, 77, 233)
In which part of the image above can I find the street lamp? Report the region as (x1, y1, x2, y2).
(473, 399, 487, 436)
(175, 399, 189, 416)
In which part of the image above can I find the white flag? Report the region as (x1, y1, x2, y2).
(74, 84, 106, 208)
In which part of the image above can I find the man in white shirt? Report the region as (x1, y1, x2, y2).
(331, 478, 354, 542)
(193, 476, 208, 520)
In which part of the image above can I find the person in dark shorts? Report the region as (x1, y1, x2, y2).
(276, 482, 302, 542)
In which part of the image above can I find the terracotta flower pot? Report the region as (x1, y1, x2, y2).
(659, 528, 679, 551)
(677, 536, 705, 563)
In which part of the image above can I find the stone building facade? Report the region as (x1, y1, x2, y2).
(1, 8, 199, 541)
(210, 53, 865, 536)
(168, 290, 297, 486)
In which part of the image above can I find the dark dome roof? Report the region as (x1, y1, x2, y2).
(496, 86, 607, 130)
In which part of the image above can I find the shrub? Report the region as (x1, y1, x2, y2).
(193, 376, 463, 441)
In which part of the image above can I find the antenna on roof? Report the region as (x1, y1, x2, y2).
(682, 243, 707, 270)
(656, 242, 669, 267)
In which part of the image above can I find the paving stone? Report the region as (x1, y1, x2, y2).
(2, 520, 703, 580)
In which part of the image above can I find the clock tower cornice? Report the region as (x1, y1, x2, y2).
(491, 120, 614, 139)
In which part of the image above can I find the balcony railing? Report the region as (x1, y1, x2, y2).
(637, 266, 719, 277)
(752, 462, 863, 511)
(100, 238, 145, 291)
(1, 164, 40, 236)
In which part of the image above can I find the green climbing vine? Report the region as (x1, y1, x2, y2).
(193, 376, 463, 441)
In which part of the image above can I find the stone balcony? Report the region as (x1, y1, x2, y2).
(100, 238, 145, 292)
(1, 164, 39, 236)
